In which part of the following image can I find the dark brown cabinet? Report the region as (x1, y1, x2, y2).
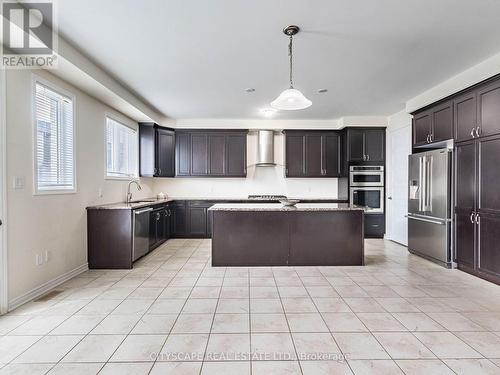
(347, 129, 365, 162)
(478, 80, 500, 138)
(149, 203, 173, 250)
(477, 213, 500, 278)
(171, 200, 216, 238)
(414, 74, 500, 147)
(455, 135, 500, 283)
(139, 123, 175, 177)
(413, 111, 432, 146)
(323, 133, 342, 176)
(455, 211, 475, 270)
(347, 128, 385, 163)
(188, 201, 214, 237)
(455, 141, 476, 211)
(364, 214, 385, 238)
(412, 101, 453, 147)
(149, 206, 165, 249)
(176, 130, 247, 177)
(285, 134, 306, 176)
(305, 134, 323, 176)
(226, 134, 247, 176)
(431, 102, 454, 143)
(172, 201, 188, 236)
(454, 92, 477, 142)
(284, 130, 343, 177)
(191, 134, 209, 175)
(208, 135, 226, 175)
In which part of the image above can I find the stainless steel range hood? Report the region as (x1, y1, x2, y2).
(256, 130, 275, 166)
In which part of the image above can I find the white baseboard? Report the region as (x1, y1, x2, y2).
(8, 263, 89, 312)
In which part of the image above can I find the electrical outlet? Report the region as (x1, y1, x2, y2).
(35, 254, 43, 266)
(44, 251, 50, 262)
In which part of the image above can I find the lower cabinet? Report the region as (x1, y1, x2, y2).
(172, 201, 188, 237)
(477, 213, 500, 280)
(364, 214, 385, 238)
(171, 200, 215, 238)
(188, 201, 213, 237)
(454, 210, 475, 270)
(149, 203, 174, 250)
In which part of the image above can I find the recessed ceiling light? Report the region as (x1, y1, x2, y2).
(260, 108, 277, 118)
(245, 88, 255, 93)
(318, 88, 328, 93)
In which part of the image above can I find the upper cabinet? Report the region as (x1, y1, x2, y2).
(347, 128, 385, 163)
(412, 100, 453, 147)
(175, 130, 247, 177)
(139, 123, 175, 177)
(414, 74, 500, 147)
(478, 80, 500, 138)
(454, 92, 477, 143)
(284, 130, 344, 177)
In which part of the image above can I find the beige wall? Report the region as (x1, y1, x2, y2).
(6, 69, 154, 303)
(154, 131, 347, 200)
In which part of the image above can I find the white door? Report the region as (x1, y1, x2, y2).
(386, 125, 411, 246)
(0, 70, 6, 314)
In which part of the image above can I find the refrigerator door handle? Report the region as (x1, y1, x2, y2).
(406, 214, 447, 225)
(425, 156, 432, 212)
(420, 156, 427, 212)
(419, 156, 424, 212)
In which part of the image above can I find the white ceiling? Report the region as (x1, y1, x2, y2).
(55, 0, 500, 120)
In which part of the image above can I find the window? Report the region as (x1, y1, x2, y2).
(105, 117, 138, 178)
(34, 81, 75, 193)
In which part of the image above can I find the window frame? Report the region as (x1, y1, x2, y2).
(104, 114, 139, 181)
(32, 75, 77, 195)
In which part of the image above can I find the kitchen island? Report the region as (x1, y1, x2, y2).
(209, 203, 364, 267)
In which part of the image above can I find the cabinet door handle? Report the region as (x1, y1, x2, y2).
(470, 128, 475, 138)
(426, 134, 429, 143)
(475, 213, 480, 225)
(475, 127, 481, 138)
(430, 134, 434, 142)
(367, 155, 370, 161)
(470, 212, 475, 223)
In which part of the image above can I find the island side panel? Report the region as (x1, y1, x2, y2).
(211, 211, 290, 266)
(288, 210, 364, 266)
(87, 209, 133, 269)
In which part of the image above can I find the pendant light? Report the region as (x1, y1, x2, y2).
(271, 25, 312, 110)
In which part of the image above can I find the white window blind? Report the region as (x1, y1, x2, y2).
(34, 82, 75, 193)
(106, 117, 138, 178)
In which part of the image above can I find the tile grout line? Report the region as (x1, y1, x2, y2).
(272, 266, 303, 375)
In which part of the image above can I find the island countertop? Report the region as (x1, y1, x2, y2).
(208, 203, 365, 212)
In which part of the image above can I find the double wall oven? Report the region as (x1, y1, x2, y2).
(349, 166, 384, 214)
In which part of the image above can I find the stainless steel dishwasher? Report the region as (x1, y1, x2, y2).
(133, 207, 152, 261)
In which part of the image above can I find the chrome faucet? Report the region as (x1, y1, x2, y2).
(126, 180, 142, 203)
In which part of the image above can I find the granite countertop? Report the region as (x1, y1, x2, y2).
(208, 203, 365, 212)
(86, 197, 348, 210)
(86, 198, 173, 210)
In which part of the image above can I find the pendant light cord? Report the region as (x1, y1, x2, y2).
(288, 35, 294, 88)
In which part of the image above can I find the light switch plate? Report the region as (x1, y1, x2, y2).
(13, 176, 25, 190)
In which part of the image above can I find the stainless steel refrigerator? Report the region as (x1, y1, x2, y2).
(407, 148, 453, 267)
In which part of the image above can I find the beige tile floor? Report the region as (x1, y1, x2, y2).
(1, 239, 500, 374)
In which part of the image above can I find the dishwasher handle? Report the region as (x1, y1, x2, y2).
(134, 207, 153, 215)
